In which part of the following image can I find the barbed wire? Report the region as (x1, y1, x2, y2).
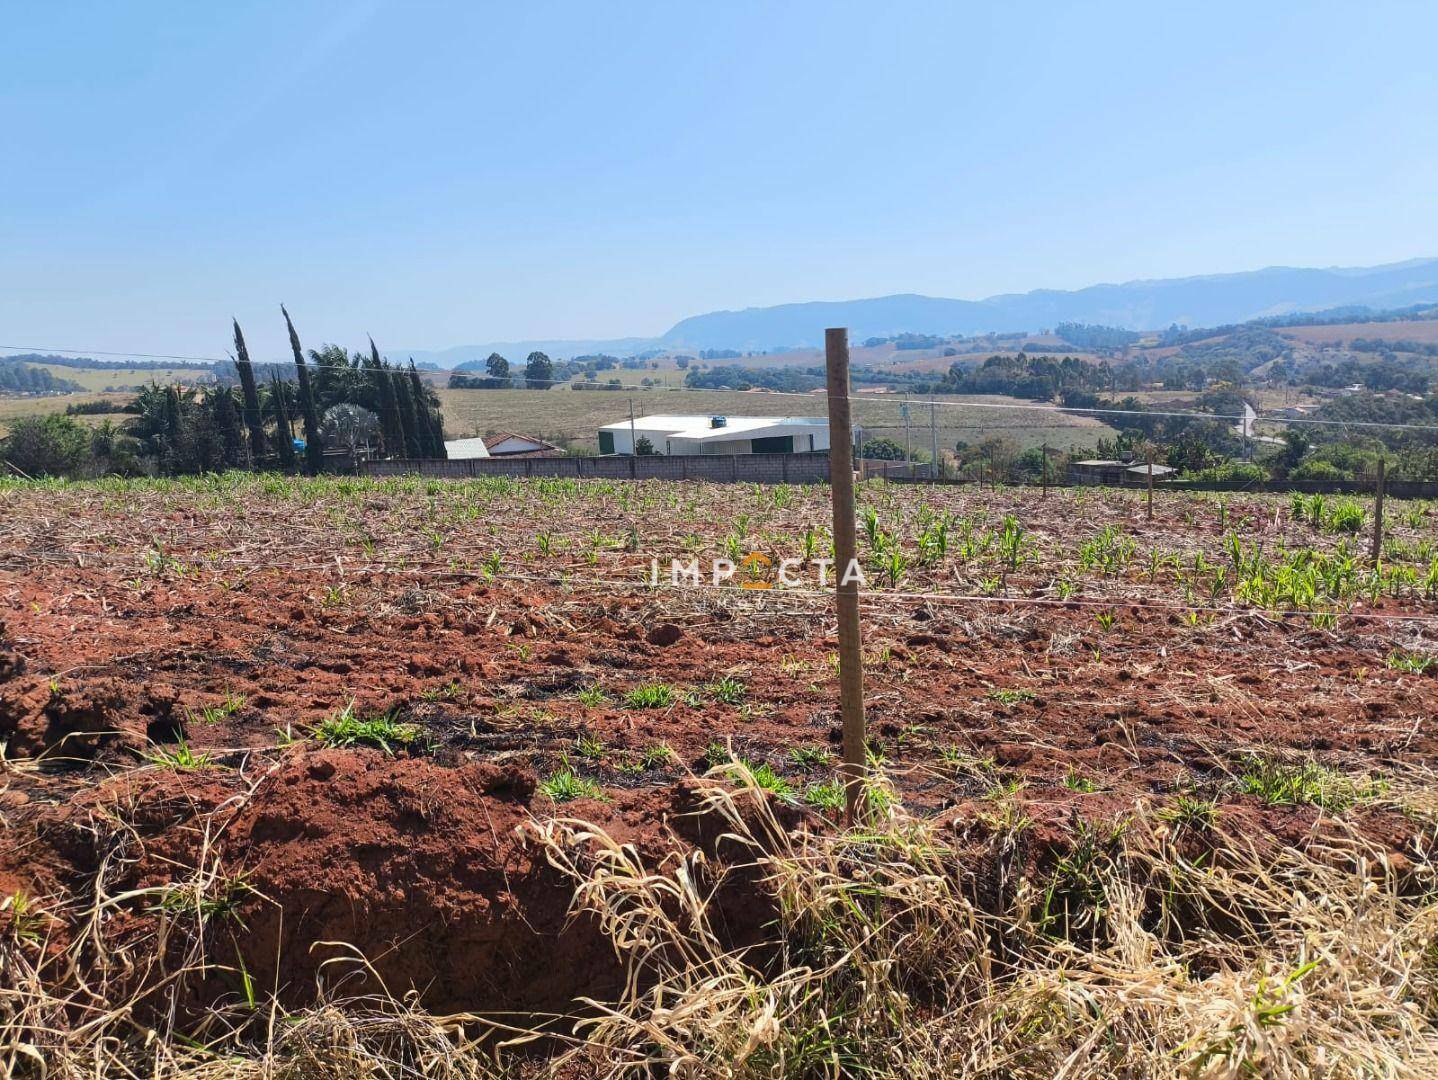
(11, 544, 1438, 629)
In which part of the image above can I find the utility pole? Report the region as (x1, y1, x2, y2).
(1042, 441, 1049, 498)
(628, 398, 637, 455)
(1372, 457, 1387, 565)
(824, 328, 866, 824)
(929, 402, 939, 481)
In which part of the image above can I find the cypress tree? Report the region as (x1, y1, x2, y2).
(162, 386, 183, 466)
(232, 319, 267, 467)
(408, 361, 445, 457)
(393, 367, 423, 458)
(268, 376, 297, 470)
(210, 386, 245, 469)
(368, 339, 407, 458)
(282, 306, 325, 475)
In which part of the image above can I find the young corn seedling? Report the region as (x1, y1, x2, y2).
(1387, 650, 1436, 675)
(987, 688, 1036, 706)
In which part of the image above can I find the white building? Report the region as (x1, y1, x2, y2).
(597, 414, 830, 456)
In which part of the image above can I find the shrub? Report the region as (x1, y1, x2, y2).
(860, 437, 910, 461)
(1290, 460, 1349, 482)
(0, 414, 90, 477)
(1185, 461, 1270, 483)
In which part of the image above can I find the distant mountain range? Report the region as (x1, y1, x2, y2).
(401, 257, 1438, 367)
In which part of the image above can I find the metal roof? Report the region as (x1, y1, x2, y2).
(443, 437, 491, 460)
(598, 415, 828, 442)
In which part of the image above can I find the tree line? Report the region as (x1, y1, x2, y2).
(0, 311, 447, 478)
(0, 358, 83, 394)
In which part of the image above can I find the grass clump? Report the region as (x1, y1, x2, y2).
(803, 779, 845, 811)
(788, 745, 833, 770)
(987, 687, 1036, 706)
(703, 741, 732, 768)
(573, 732, 605, 760)
(717, 758, 796, 802)
(640, 742, 676, 769)
(1, 890, 49, 943)
(313, 703, 425, 754)
(624, 683, 676, 709)
(1060, 766, 1099, 793)
(538, 767, 604, 803)
(1158, 794, 1220, 831)
(1233, 754, 1383, 812)
(575, 684, 609, 707)
(1388, 650, 1436, 675)
(1324, 499, 1366, 534)
(153, 876, 255, 924)
(143, 740, 216, 770)
(707, 676, 747, 704)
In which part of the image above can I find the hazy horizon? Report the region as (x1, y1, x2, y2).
(5, 1, 1437, 359)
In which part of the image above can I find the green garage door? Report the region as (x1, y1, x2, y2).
(598, 430, 615, 454)
(751, 435, 794, 454)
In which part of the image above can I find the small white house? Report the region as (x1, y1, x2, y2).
(598, 414, 830, 456)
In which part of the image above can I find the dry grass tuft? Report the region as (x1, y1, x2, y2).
(526, 767, 1438, 1078)
(5, 766, 1438, 1077)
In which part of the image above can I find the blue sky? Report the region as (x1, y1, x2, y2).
(3, 0, 1436, 359)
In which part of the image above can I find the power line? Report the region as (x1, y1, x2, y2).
(0, 344, 227, 363)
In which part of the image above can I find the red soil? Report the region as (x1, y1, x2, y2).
(3, 481, 1436, 1016)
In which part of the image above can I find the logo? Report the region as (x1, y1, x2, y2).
(739, 551, 774, 589)
(647, 553, 867, 590)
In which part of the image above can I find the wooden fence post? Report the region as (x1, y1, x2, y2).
(825, 328, 866, 824)
(1372, 457, 1386, 565)
(1146, 447, 1154, 521)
